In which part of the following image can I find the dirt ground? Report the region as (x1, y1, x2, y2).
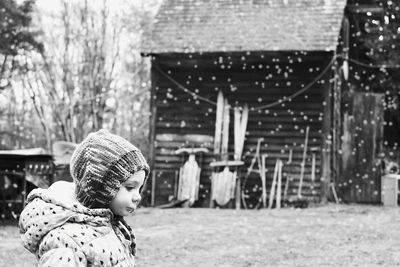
(1, 204, 400, 266)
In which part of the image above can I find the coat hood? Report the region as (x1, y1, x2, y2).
(19, 181, 114, 254)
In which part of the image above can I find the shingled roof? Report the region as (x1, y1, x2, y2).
(143, 0, 347, 54)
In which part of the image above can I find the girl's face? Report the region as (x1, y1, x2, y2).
(110, 170, 145, 217)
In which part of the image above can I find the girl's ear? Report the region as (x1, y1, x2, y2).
(139, 175, 148, 194)
(139, 180, 148, 194)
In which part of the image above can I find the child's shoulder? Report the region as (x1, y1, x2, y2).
(48, 222, 112, 246)
(41, 222, 120, 253)
(39, 222, 133, 266)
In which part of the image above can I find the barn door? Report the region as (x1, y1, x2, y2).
(339, 92, 384, 203)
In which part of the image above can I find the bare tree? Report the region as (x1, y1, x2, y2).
(5, 0, 161, 151)
(18, 0, 129, 146)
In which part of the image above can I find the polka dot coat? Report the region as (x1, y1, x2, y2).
(19, 182, 136, 267)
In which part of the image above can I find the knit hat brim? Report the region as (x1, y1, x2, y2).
(77, 150, 149, 208)
(70, 130, 150, 209)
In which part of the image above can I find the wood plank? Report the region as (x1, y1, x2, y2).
(339, 92, 384, 203)
(149, 63, 160, 172)
(320, 68, 331, 203)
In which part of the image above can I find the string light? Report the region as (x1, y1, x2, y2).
(154, 54, 397, 112)
(154, 52, 400, 207)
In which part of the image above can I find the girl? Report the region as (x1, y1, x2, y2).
(19, 130, 149, 266)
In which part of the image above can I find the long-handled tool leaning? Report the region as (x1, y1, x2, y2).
(276, 159, 283, 209)
(310, 147, 319, 195)
(283, 149, 293, 204)
(288, 126, 310, 208)
(268, 158, 284, 209)
(298, 126, 309, 198)
(261, 154, 268, 208)
(268, 159, 279, 209)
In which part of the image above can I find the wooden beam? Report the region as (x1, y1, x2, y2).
(346, 5, 384, 14)
(320, 55, 333, 203)
(149, 59, 159, 206)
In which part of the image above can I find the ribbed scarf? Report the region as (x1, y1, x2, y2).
(112, 216, 137, 256)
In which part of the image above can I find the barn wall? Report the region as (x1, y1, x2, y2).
(338, 92, 384, 203)
(149, 51, 333, 207)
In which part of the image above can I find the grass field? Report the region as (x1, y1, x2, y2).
(1, 204, 400, 266)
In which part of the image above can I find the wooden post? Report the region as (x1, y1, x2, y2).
(283, 174, 290, 202)
(214, 91, 224, 154)
(234, 107, 240, 160)
(330, 182, 340, 204)
(21, 161, 27, 210)
(235, 170, 241, 210)
(283, 149, 292, 202)
(210, 172, 215, 208)
(149, 59, 159, 173)
(276, 159, 282, 209)
(311, 149, 316, 183)
(174, 170, 179, 199)
(22, 175, 27, 209)
(261, 154, 268, 208)
(268, 159, 279, 209)
(151, 171, 156, 207)
(321, 55, 333, 203)
(221, 99, 230, 160)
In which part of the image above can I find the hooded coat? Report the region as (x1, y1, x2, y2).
(19, 181, 136, 267)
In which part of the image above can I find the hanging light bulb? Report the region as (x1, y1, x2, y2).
(341, 17, 350, 81)
(343, 59, 349, 81)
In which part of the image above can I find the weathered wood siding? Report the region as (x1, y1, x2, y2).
(149, 51, 333, 207)
(338, 92, 384, 203)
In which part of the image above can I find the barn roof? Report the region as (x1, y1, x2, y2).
(143, 0, 347, 54)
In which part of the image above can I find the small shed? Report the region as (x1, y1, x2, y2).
(143, 0, 347, 207)
(0, 149, 53, 219)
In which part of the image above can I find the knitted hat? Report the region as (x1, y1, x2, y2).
(70, 129, 150, 208)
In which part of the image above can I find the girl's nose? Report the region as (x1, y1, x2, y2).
(132, 193, 141, 203)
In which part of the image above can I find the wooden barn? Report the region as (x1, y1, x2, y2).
(333, 1, 400, 204)
(142, 0, 347, 208)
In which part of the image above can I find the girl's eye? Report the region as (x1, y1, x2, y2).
(126, 186, 135, 191)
